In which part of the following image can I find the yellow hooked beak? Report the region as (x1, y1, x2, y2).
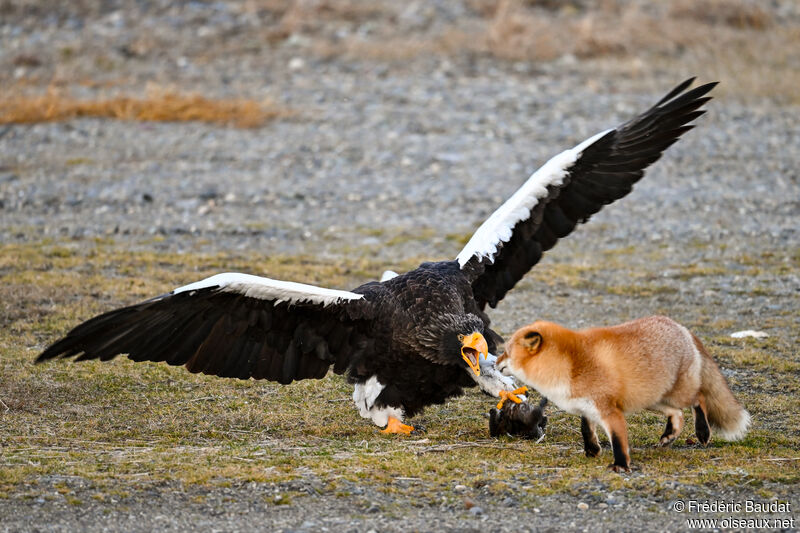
(460, 332, 488, 377)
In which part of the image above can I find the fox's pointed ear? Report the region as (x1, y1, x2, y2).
(521, 331, 542, 354)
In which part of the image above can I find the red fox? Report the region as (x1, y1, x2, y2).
(496, 316, 750, 472)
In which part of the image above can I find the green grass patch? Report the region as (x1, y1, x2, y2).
(0, 239, 797, 508)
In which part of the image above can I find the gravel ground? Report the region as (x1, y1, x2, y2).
(1, 476, 797, 532)
(2, 68, 796, 265)
(1, 1, 798, 531)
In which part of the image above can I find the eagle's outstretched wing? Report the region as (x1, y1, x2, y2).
(36, 273, 378, 384)
(457, 78, 716, 309)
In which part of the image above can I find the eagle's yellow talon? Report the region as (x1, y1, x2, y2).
(496, 386, 529, 409)
(381, 416, 415, 435)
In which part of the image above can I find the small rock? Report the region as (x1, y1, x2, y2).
(557, 53, 578, 66)
(13, 54, 42, 67)
(469, 506, 484, 516)
(454, 484, 467, 492)
(577, 502, 589, 510)
(365, 504, 380, 513)
(289, 57, 305, 71)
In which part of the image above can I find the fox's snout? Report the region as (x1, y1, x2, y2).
(496, 353, 512, 376)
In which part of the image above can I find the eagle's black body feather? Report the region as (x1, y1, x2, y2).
(36, 80, 716, 426)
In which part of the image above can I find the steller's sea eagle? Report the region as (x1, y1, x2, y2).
(37, 79, 716, 435)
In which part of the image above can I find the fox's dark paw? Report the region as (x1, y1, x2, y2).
(585, 444, 601, 457)
(658, 435, 677, 447)
(607, 464, 631, 473)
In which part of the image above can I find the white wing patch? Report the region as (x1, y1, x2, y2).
(456, 129, 613, 267)
(380, 270, 399, 282)
(172, 272, 363, 307)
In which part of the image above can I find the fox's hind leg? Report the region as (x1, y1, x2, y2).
(693, 393, 711, 446)
(600, 409, 631, 473)
(581, 416, 601, 457)
(655, 406, 685, 447)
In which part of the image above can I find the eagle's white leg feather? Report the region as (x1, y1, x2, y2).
(352, 376, 404, 427)
(348, 270, 403, 428)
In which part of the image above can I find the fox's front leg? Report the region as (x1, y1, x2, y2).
(601, 409, 631, 473)
(580, 416, 601, 457)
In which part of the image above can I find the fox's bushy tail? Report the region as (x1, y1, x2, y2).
(694, 335, 750, 440)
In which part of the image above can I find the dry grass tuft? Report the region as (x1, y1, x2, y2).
(0, 86, 289, 128)
(484, 0, 772, 60)
(486, 0, 565, 61)
(312, 28, 477, 63)
(670, 0, 773, 30)
(480, 0, 800, 102)
(263, 0, 393, 43)
(282, 0, 798, 103)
